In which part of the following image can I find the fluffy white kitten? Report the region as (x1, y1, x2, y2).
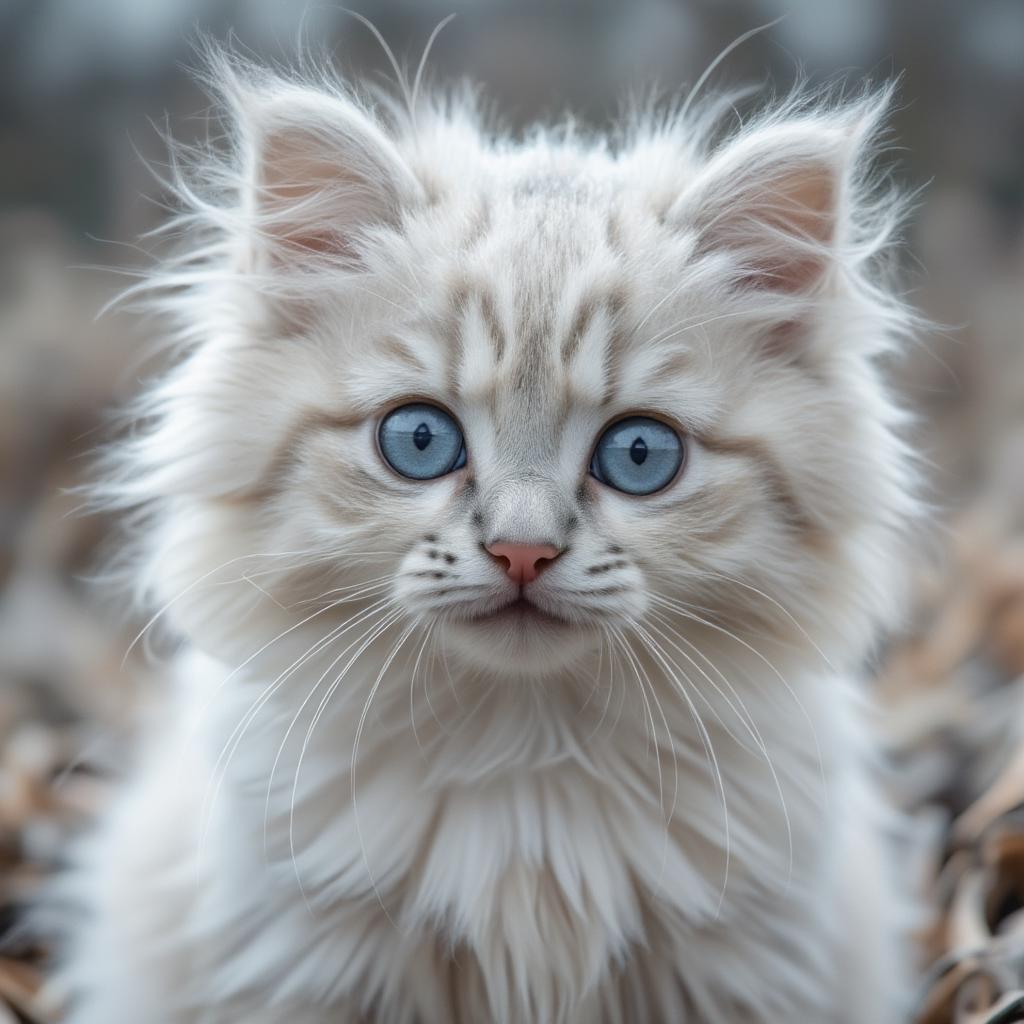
(62, 48, 919, 1024)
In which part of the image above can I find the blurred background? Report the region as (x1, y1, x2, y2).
(1, 1, 1023, 1021)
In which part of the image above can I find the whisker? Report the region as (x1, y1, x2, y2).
(605, 637, 630, 741)
(436, 640, 459, 708)
(650, 593, 829, 810)
(202, 592, 396, 852)
(646, 611, 761, 755)
(578, 633, 605, 716)
(608, 627, 663, 808)
(629, 621, 732, 917)
(190, 576, 398, 744)
(261, 600, 398, 857)
(700, 569, 837, 672)
(645, 307, 772, 351)
(408, 621, 436, 755)
(122, 546, 335, 667)
(348, 616, 420, 928)
(646, 611, 794, 887)
(587, 629, 620, 742)
(288, 607, 405, 912)
(240, 572, 289, 610)
(291, 572, 400, 608)
(615, 628, 680, 892)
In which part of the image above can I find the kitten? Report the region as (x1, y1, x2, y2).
(61, 48, 919, 1024)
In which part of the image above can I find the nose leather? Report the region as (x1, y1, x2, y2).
(486, 542, 561, 584)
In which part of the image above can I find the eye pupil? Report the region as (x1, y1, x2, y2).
(591, 416, 683, 495)
(413, 423, 432, 451)
(379, 403, 466, 480)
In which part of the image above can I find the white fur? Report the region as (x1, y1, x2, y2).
(61, 49, 920, 1023)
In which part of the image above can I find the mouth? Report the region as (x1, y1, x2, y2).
(468, 595, 569, 628)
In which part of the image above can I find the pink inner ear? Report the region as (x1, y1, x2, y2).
(700, 160, 840, 295)
(741, 166, 837, 293)
(254, 117, 399, 268)
(743, 252, 829, 295)
(770, 167, 836, 245)
(273, 216, 361, 262)
(259, 149, 366, 263)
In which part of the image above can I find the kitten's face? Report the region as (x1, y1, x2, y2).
(274, 224, 673, 676)
(264, 182, 892, 679)
(141, 77, 912, 680)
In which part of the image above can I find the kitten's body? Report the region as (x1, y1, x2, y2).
(62, 53, 917, 1023)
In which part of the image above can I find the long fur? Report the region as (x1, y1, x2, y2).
(61, 45, 921, 1023)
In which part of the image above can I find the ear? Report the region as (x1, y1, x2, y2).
(672, 104, 880, 294)
(231, 78, 423, 270)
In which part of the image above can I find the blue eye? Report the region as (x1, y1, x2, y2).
(591, 416, 684, 495)
(378, 403, 467, 480)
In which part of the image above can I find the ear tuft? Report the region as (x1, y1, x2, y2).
(222, 68, 422, 271)
(673, 98, 887, 295)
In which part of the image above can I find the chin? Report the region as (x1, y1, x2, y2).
(441, 611, 600, 677)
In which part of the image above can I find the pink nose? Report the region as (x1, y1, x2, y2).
(485, 542, 562, 585)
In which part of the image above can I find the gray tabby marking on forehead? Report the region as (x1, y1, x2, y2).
(604, 206, 626, 257)
(560, 295, 601, 367)
(440, 276, 471, 390)
(511, 303, 555, 397)
(377, 334, 428, 373)
(512, 172, 598, 203)
(441, 276, 507, 387)
(460, 196, 492, 253)
(560, 287, 628, 370)
(600, 290, 632, 406)
(641, 350, 694, 390)
(478, 290, 507, 365)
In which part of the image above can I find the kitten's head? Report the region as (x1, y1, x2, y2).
(112, 55, 917, 682)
